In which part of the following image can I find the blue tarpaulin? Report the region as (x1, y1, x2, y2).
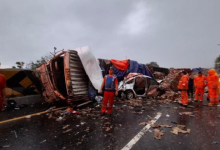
(192, 68, 202, 72)
(113, 60, 154, 81)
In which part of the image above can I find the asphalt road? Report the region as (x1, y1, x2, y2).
(0, 94, 220, 150)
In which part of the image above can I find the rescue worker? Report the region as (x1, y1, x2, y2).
(207, 69, 219, 106)
(178, 71, 189, 106)
(188, 73, 194, 99)
(194, 71, 207, 102)
(0, 74, 6, 111)
(100, 67, 118, 116)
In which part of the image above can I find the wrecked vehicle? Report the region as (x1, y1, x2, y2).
(36, 47, 103, 104)
(36, 50, 89, 103)
(118, 74, 163, 99)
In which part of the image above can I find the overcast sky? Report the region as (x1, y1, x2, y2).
(0, 0, 220, 69)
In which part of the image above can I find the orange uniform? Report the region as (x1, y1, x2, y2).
(207, 69, 219, 105)
(178, 75, 189, 105)
(194, 75, 207, 101)
(0, 74, 7, 111)
(101, 75, 118, 114)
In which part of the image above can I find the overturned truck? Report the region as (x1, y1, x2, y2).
(36, 47, 103, 103)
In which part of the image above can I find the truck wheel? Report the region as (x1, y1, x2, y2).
(126, 91, 134, 100)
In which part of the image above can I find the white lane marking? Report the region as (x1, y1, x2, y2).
(121, 112, 162, 150)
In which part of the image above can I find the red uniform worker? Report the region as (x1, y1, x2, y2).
(0, 74, 7, 111)
(178, 71, 189, 106)
(194, 71, 207, 102)
(100, 67, 118, 116)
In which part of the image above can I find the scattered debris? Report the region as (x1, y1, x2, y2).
(80, 122, 86, 125)
(56, 116, 63, 122)
(133, 111, 143, 115)
(2, 145, 10, 148)
(171, 125, 191, 135)
(179, 106, 186, 109)
(40, 140, 47, 144)
(64, 107, 79, 114)
(95, 96, 103, 102)
(71, 110, 79, 114)
(85, 127, 90, 132)
(104, 122, 111, 125)
(25, 115, 31, 119)
(147, 115, 154, 120)
(212, 141, 220, 144)
(63, 129, 72, 133)
(139, 122, 172, 128)
(160, 124, 172, 128)
(179, 112, 193, 116)
(171, 121, 178, 124)
(166, 114, 170, 117)
(151, 124, 161, 128)
(48, 113, 53, 119)
(187, 105, 194, 108)
(154, 129, 164, 140)
(62, 125, 70, 130)
(45, 106, 56, 112)
(106, 127, 111, 132)
(139, 122, 149, 126)
(13, 130, 17, 139)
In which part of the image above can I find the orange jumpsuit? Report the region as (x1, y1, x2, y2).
(178, 75, 189, 105)
(101, 75, 118, 114)
(207, 69, 219, 105)
(194, 75, 207, 101)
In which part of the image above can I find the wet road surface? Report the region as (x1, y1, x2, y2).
(1, 94, 220, 150)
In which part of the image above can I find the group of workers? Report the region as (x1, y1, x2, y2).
(178, 69, 220, 107)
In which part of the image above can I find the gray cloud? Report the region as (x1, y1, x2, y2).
(0, 0, 220, 69)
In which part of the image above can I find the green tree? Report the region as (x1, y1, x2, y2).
(12, 66, 16, 69)
(26, 47, 62, 70)
(214, 55, 220, 73)
(26, 55, 53, 70)
(15, 62, 25, 68)
(147, 61, 159, 67)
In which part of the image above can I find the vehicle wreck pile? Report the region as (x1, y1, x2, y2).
(35, 46, 206, 105)
(153, 72, 165, 80)
(158, 69, 191, 100)
(36, 47, 158, 104)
